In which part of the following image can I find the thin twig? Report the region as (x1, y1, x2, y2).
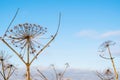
(3, 8, 19, 39)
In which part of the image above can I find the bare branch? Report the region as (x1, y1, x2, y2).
(3, 8, 20, 39)
(30, 12, 61, 65)
(1, 39, 26, 64)
(99, 54, 115, 60)
(37, 69, 48, 80)
(96, 71, 104, 80)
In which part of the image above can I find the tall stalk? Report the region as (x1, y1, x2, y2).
(99, 41, 118, 80)
(107, 46, 118, 80)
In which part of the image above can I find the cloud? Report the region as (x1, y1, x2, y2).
(76, 30, 120, 39)
(100, 31, 120, 38)
(76, 30, 98, 38)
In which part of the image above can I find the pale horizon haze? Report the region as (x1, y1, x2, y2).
(0, 0, 120, 71)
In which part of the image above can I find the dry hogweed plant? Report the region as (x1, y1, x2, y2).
(50, 63, 70, 80)
(98, 40, 118, 80)
(96, 69, 115, 80)
(36, 63, 69, 80)
(0, 51, 16, 80)
(0, 9, 61, 80)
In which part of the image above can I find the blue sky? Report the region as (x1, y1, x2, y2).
(0, 0, 120, 70)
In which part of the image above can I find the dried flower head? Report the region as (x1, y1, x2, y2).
(6, 64, 13, 68)
(50, 64, 55, 68)
(58, 73, 62, 76)
(97, 69, 115, 80)
(65, 63, 70, 68)
(104, 69, 112, 75)
(99, 40, 115, 52)
(98, 40, 116, 59)
(0, 51, 12, 62)
(4, 23, 47, 56)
